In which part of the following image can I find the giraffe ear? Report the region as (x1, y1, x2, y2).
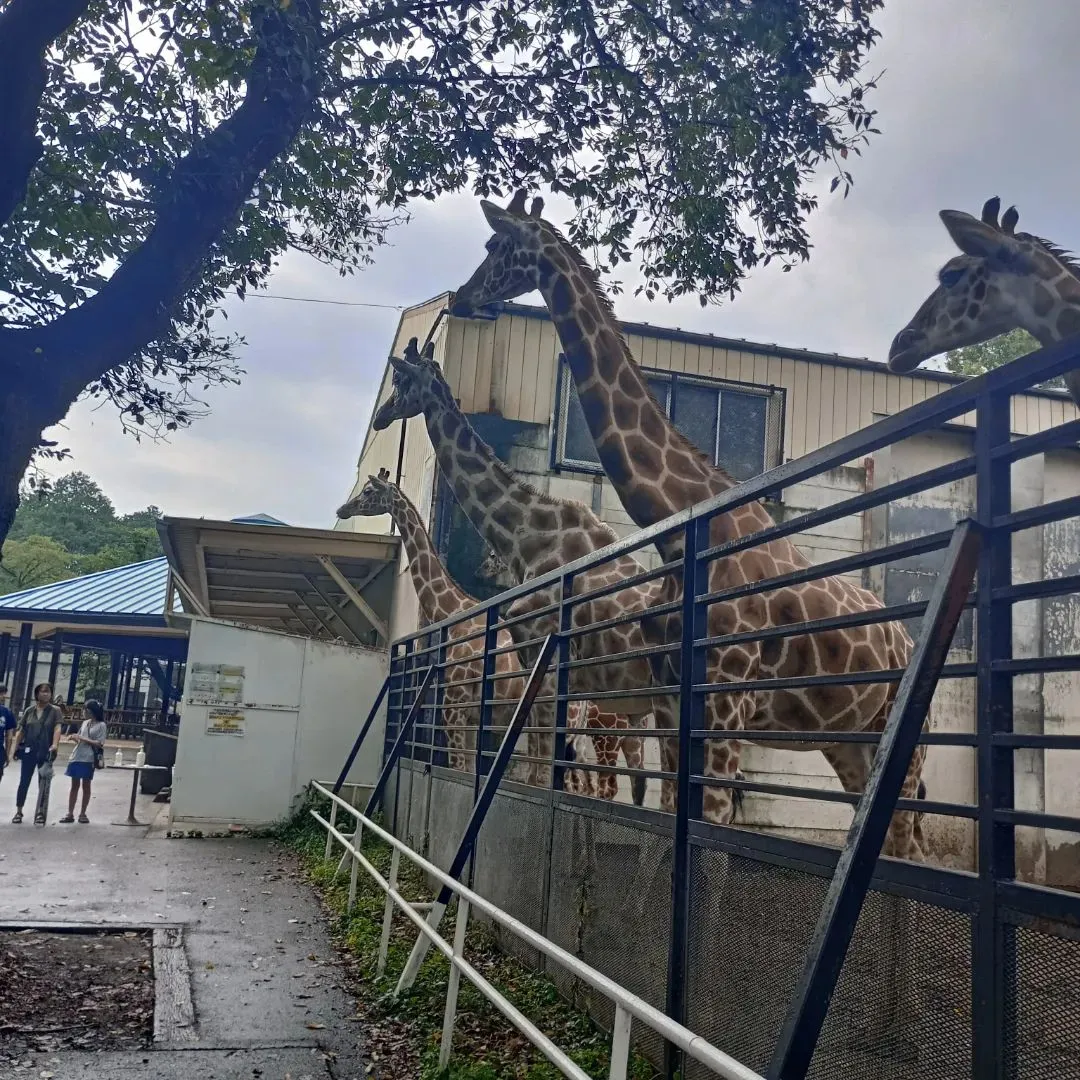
(421, 340, 436, 361)
(480, 199, 523, 236)
(940, 210, 1033, 271)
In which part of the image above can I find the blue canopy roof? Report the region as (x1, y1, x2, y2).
(0, 556, 177, 626)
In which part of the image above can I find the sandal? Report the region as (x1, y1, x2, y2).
(11, 810, 22, 824)
(60, 814, 75, 824)
(78, 814, 89, 824)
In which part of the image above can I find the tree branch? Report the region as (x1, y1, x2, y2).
(34, 0, 324, 398)
(0, 0, 91, 227)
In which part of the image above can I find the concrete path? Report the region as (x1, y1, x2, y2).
(0, 752, 367, 1079)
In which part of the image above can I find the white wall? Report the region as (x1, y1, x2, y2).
(170, 617, 387, 828)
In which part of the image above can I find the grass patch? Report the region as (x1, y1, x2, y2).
(274, 791, 658, 1080)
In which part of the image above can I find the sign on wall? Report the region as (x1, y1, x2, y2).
(188, 662, 246, 706)
(206, 707, 246, 737)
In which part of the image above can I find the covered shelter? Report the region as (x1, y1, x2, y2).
(0, 556, 187, 726)
(157, 515, 399, 648)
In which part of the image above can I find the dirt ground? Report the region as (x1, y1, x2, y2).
(0, 929, 155, 1066)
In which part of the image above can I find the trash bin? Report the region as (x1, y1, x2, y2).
(141, 728, 178, 794)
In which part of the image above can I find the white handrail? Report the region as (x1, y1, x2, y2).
(309, 780, 765, 1080)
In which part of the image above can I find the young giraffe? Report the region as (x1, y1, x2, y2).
(477, 546, 646, 800)
(451, 192, 925, 860)
(889, 195, 1080, 407)
(336, 470, 529, 781)
(371, 337, 667, 808)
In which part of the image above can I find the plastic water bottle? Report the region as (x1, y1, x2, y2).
(135, 749, 146, 769)
(113, 748, 123, 766)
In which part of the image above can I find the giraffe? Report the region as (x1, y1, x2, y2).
(371, 337, 666, 808)
(336, 469, 529, 781)
(476, 545, 647, 801)
(889, 195, 1080, 407)
(450, 192, 925, 859)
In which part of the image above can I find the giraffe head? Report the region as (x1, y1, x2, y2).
(336, 467, 395, 520)
(889, 196, 1080, 374)
(451, 190, 561, 316)
(371, 337, 452, 430)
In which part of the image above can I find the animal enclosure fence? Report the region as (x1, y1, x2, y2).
(375, 337, 1080, 1080)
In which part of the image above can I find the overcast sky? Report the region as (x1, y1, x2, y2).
(37, 0, 1080, 526)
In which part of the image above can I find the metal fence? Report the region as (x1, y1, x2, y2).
(374, 336, 1080, 1080)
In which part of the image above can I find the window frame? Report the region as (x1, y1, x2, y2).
(550, 355, 787, 483)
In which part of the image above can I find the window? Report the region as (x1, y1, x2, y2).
(554, 355, 784, 482)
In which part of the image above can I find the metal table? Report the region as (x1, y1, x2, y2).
(107, 762, 170, 827)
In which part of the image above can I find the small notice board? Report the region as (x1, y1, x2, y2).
(206, 707, 246, 737)
(188, 663, 246, 706)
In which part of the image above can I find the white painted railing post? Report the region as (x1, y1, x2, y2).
(608, 1004, 632, 1080)
(347, 844, 360, 913)
(377, 848, 400, 975)
(439, 898, 470, 1071)
(324, 801, 338, 860)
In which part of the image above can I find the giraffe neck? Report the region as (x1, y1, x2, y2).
(386, 489, 473, 624)
(419, 384, 582, 580)
(535, 245, 772, 549)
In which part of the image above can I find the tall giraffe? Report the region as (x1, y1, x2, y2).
(889, 196, 1080, 406)
(451, 192, 924, 859)
(477, 546, 646, 801)
(371, 337, 667, 807)
(336, 469, 527, 780)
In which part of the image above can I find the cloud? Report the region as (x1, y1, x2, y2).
(37, 0, 1080, 526)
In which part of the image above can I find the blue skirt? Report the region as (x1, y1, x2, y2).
(66, 760, 95, 780)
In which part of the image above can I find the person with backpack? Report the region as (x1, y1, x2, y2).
(10, 682, 63, 825)
(60, 699, 108, 824)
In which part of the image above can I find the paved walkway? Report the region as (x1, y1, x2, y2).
(0, 752, 367, 1079)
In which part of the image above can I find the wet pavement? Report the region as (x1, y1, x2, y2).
(0, 752, 367, 1079)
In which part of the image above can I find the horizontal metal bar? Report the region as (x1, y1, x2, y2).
(697, 598, 950, 652)
(996, 879, 1080, 926)
(994, 574, 1080, 604)
(994, 494, 1080, 534)
(993, 654, 1080, 675)
(691, 773, 977, 819)
(698, 457, 974, 566)
(992, 732, 1080, 750)
(990, 417, 1080, 462)
(699, 530, 954, 609)
(995, 808, 1080, 833)
(562, 557, 677, 609)
(690, 728, 979, 747)
(563, 600, 682, 639)
(310, 783, 766, 1080)
(563, 641, 679, 671)
(696, 661, 975, 696)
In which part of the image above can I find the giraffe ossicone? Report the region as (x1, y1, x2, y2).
(890, 195, 1080, 407)
(451, 190, 926, 861)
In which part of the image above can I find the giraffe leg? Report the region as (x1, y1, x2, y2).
(593, 734, 619, 800)
(820, 743, 927, 862)
(653, 701, 679, 813)
(621, 715, 647, 806)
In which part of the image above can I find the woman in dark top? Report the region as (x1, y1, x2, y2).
(11, 683, 63, 824)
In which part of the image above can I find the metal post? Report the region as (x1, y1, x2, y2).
(10, 623, 32, 711)
(665, 517, 707, 1079)
(347, 841, 360, 913)
(67, 647, 81, 704)
(47, 632, 63, 691)
(378, 847, 401, 975)
(474, 605, 500, 799)
(553, 573, 573, 794)
(106, 652, 121, 709)
(332, 675, 390, 795)
(439, 897, 471, 1071)
(324, 800, 339, 861)
(0, 632, 10, 682)
(972, 391, 1016, 1080)
(396, 634, 558, 994)
(767, 520, 982, 1080)
(27, 639, 40, 701)
(608, 1004, 633, 1080)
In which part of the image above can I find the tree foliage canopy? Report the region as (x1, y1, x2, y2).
(945, 329, 1065, 389)
(0, 471, 163, 591)
(0, 0, 884, 546)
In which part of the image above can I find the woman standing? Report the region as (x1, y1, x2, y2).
(61, 700, 107, 824)
(10, 682, 63, 825)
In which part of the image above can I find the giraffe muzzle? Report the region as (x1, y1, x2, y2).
(887, 327, 928, 373)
